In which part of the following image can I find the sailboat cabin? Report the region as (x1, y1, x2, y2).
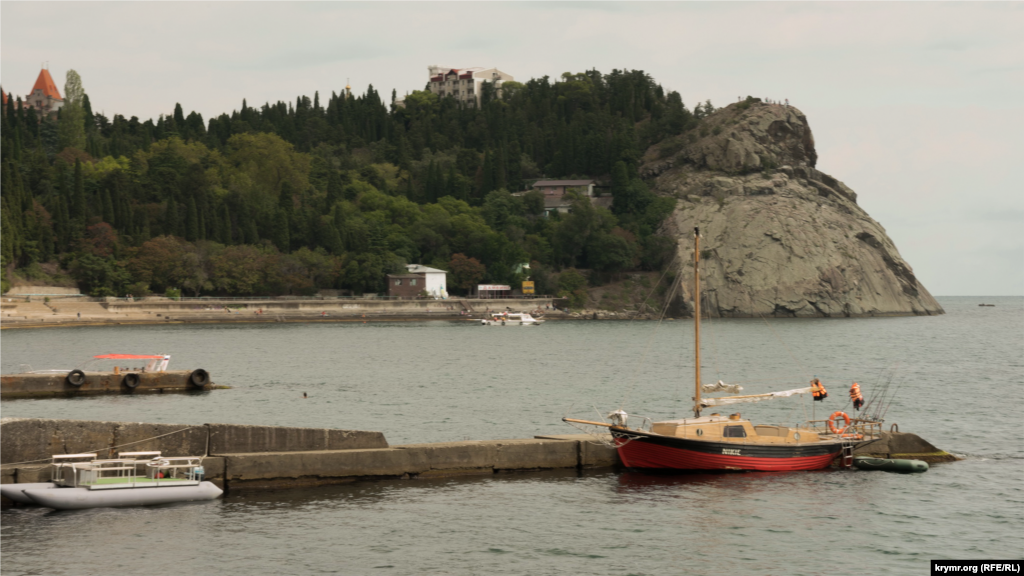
(651, 414, 824, 444)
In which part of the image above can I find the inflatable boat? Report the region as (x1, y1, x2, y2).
(5, 452, 223, 510)
(853, 456, 929, 473)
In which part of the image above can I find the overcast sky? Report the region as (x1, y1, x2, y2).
(2, 2, 1021, 296)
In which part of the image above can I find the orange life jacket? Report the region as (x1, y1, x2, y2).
(811, 381, 827, 398)
(849, 383, 863, 401)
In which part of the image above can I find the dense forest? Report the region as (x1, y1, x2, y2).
(1, 68, 714, 298)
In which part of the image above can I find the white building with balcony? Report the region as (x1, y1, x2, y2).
(427, 66, 513, 107)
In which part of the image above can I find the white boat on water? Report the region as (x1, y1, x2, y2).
(480, 312, 545, 326)
(4, 451, 222, 510)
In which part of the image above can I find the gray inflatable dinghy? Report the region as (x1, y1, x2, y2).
(24, 481, 223, 510)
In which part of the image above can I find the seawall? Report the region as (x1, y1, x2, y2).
(0, 297, 561, 329)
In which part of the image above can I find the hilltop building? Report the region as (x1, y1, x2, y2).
(25, 68, 63, 115)
(427, 66, 513, 108)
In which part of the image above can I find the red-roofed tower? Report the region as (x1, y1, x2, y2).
(26, 67, 63, 115)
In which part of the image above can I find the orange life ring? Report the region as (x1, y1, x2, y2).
(840, 433, 863, 440)
(828, 411, 851, 434)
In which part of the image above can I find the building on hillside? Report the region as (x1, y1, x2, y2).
(386, 264, 449, 299)
(427, 66, 513, 108)
(514, 179, 612, 217)
(532, 179, 597, 199)
(1, 88, 7, 106)
(25, 68, 63, 115)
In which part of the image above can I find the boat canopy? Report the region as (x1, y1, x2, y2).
(94, 354, 166, 360)
(701, 386, 813, 407)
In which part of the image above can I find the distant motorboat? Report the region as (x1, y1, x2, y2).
(978, 304, 995, 307)
(480, 312, 545, 326)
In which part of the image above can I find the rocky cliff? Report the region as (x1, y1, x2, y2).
(641, 99, 942, 317)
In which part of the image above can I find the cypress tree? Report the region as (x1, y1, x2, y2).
(480, 150, 495, 197)
(1, 200, 15, 265)
(496, 144, 507, 191)
(279, 181, 294, 213)
(0, 162, 11, 204)
(218, 204, 232, 244)
(186, 197, 199, 241)
(272, 209, 290, 252)
(446, 164, 458, 200)
(610, 160, 635, 215)
(165, 199, 180, 237)
(246, 217, 259, 245)
(73, 159, 86, 221)
(425, 160, 438, 203)
(326, 171, 343, 207)
(173, 103, 185, 127)
(101, 188, 115, 225)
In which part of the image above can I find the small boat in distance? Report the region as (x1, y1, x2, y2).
(10, 452, 222, 510)
(480, 312, 545, 326)
(566, 227, 880, 472)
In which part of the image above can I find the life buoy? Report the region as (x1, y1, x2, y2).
(122, 373, 140, 389)
(828, 411, 851, 434)
(189, 369, 210, 388)
(840, 433, 863, 440)
(66, 369, 86, 387)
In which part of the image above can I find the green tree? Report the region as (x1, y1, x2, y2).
(448, 253, 486, 293)
(185, 197, 199, 241)
(58, 70, 87, 151)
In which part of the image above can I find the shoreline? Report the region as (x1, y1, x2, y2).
(0, 294, 947, 331)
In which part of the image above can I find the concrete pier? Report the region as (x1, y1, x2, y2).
(1, 371, 228, 399)
(0, 418, 952, 508)
(0, 419, 617, 506)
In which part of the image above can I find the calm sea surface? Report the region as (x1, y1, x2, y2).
(1, 296, 1021, 575)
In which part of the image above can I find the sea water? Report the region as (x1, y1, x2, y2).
(1, 296, 1021, 575)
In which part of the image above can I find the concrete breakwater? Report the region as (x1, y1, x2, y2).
(1, 418, 954, 507)
(0, 418, 617, 506)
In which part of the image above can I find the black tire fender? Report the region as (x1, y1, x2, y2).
(189, 369, 210, 388)
(122, 373, 141, 389)
(66, 369, 86, 387)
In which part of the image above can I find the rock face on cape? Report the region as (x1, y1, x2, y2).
(642, 99, 942, 317)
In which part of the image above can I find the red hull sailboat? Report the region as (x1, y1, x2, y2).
(567, 227, 855, 472)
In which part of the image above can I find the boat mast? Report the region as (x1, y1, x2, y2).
(694, 227, 702, 418)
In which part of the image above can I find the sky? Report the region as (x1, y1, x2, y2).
(2, 2, 1021, 296)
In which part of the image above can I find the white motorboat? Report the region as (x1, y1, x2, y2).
(9, 452, 222, 510)
(480, 312, 545, 326)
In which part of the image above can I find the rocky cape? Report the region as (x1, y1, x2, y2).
(641, 99, 943, 318)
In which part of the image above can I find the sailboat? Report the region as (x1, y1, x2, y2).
(566, 227, 867, 472)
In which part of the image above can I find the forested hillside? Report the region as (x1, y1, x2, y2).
(1, 69, 712, 297)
